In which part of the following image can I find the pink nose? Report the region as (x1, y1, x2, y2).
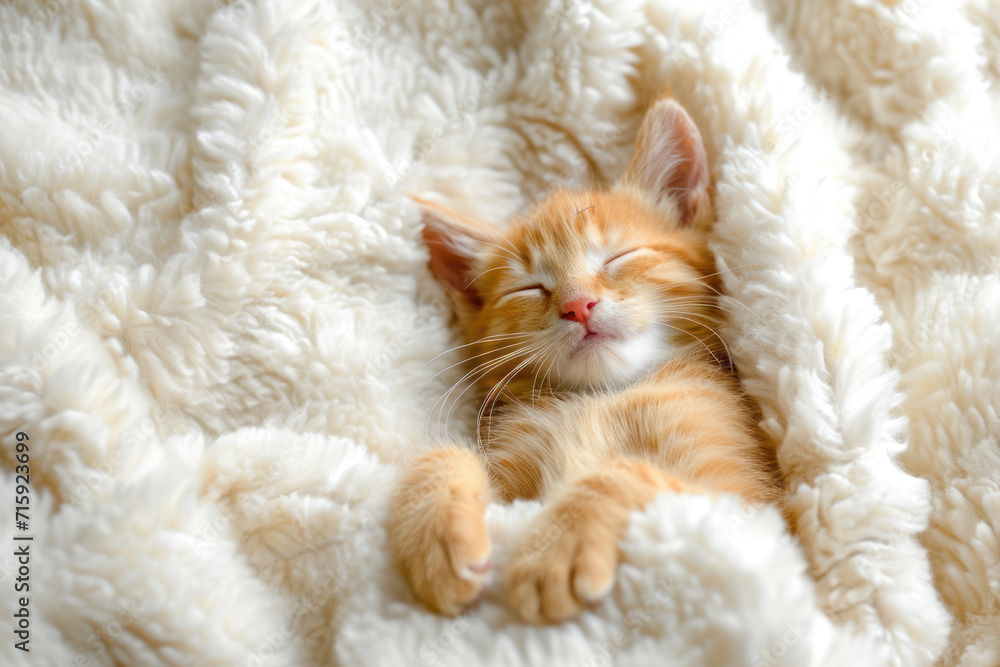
(561, 297, 598, 325)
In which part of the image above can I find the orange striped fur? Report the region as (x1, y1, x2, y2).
(389, 96, 782, 622)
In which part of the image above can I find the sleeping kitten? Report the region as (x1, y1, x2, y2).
(389, 96, 782, 623)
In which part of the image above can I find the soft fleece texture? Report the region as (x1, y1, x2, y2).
(0, 0, 996, 665)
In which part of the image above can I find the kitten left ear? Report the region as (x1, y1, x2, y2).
(414, 197, 502, 308)
(618, 97, 710, 227)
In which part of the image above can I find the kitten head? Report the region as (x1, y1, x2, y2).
(420, 97, 724, 394)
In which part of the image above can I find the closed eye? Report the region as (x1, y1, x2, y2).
(605, 248, 652, 267)
(497, 284, 548, 304)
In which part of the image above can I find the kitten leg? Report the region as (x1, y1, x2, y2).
(388, 445, 492, 615)
(507, 459, 691, 623)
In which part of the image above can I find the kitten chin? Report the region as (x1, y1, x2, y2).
(554, 322, 680, 391)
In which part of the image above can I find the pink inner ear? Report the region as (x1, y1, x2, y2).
(423, 223, 475, 293)
(629, 99, 710, 225)
(419, 206, 490, 307)
(663, 110, 709, 205)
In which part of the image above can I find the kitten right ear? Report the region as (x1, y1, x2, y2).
(416, 198, 500, 304)
(618, 97, 710, 228)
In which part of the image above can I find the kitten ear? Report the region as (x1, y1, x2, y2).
(415, 197, 500, 305)
(619, 97, 710, 227)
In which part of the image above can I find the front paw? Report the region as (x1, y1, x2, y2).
(389, 447, 492, 615)
(506, 498, 624, 623)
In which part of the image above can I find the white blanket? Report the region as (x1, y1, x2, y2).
(1, 0, 997, 664)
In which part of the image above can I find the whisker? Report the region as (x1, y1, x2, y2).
(466, 265, 509, 287)
(496, 235, 528, 264)
(478, 349, 546, 454)
(476, 240, 522, 263)
(418, 339, 537, 396)
(530, 340, 561, 405)
(649, 266, 768, 324)
(662, 321, 726, 367)
(431, 342, 538, 434)
(420, 331, 534, 371)
(473, 346, 549, 451)
(649, 297, 764, 327)
(648, 296, 739, 315)
(422, 331, 534, 366)
(438, 339, 548, 439)
(538, 343, 561, 397)
(663, 311, 731, 361)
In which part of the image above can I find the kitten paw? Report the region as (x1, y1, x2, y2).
(389, 447, 492, 615)
(506, 500, 622, 623)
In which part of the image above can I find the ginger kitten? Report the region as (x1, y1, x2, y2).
(389, 96, 782, 623)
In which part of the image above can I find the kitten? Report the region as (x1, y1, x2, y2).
(389, 96, 782, 623)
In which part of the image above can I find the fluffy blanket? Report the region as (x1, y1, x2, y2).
(1, 0, 997, 664)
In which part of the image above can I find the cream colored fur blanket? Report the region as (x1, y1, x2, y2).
(1, 0, 997, 664)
